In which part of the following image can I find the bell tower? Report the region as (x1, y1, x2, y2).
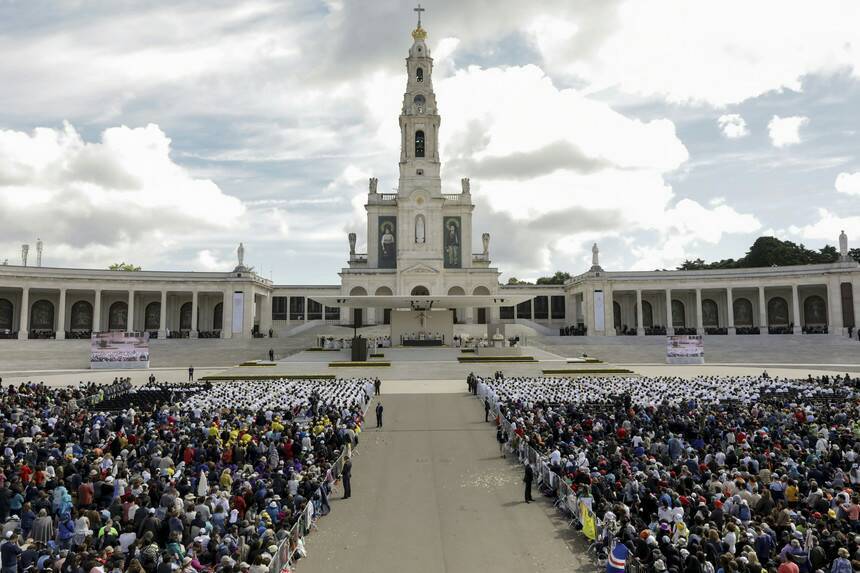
(398, 4, 441, 196)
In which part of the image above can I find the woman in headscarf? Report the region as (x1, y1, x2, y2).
(72, 512, 91, 548)
(220, 469, 232, 491)
(30, 508, 54, 544)
(196, 470, 208, 498)
(54, 484, 72, 517)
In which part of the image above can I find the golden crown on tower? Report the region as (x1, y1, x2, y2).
(412, 25, 427, 41)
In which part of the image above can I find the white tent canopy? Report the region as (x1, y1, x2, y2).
(311, 295, 532, 310)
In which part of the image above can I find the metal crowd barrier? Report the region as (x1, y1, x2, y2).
(267, 448, 349, 573)
(478, 392, 605, 565)
(268, 393, 373, 573)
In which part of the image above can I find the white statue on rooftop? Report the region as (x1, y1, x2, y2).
(840, 230, 849, 261)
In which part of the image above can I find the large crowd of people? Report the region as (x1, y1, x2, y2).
(476, 373, 860, 573)
(0, 377, 372, 573)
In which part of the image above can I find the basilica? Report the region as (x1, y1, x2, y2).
(1, 19, 859, 342)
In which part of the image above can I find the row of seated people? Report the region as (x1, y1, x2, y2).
(0, 329, 16, 339)
(769, 323, 795, 334)
(559, 325, 587, 336)
(736, 325, 761, 334)
(95, 379, 212, 411)
(803, 324, 828, 334)
(66, 329, 92, 339)
(401, 333, 445, 346)
(145, 330, 222, 339)
(29, 329, 56, 339)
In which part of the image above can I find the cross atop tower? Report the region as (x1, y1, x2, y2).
(414, 3, 425, 27)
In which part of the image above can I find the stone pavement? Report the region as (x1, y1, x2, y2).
(298, 392, 588, 573)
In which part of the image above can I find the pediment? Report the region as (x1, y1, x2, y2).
(401, 263, 440, 274)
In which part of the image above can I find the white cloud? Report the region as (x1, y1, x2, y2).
(434, 64, 760, 275)
(0, 122, 245, 268)
(768, 115, 808, 147)
(835, 171, 860, 196)
(533, 0, 860, 107)
(196, 249, 229, 271)
(717, 114, 749, 139)
(789, 208, 860, 242)
(0, 2, 799, 280)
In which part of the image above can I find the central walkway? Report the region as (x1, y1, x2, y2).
(300, 390, 585, 573)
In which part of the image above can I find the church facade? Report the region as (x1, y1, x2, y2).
(337, 21, 502, 327)
(0, 19, 859, 341)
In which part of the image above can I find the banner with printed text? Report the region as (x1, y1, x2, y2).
(90, 331, 150, 369)
(666, 334, 704, 364)
(593, 290, 605, 332)
(232, 292, 244, 334)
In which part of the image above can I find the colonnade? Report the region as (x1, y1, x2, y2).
(572, 279, 860, 336)
(2, 285, 269, 340)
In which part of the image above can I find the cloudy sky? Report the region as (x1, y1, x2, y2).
(1, 0, 859, 283)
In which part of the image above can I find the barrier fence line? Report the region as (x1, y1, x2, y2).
(481, 391, 607, 568)
(268, 391, 373, 573)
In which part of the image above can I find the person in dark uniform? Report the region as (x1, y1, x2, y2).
(342, 458, 352, 499)
(268, 348, 274, 361)
(374, 378, 381, 396)
(375, 402, 384, 428)
(484, 397, 491, 422)
(523, 462, 534, 503)
(188, 366, 194, 381)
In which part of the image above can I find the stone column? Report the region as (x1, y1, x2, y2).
(56, 289, 67, 340)
(583, 288, 593, 335)
(853, 280, 860, 340)
(603, 285, 615, 336)
(126, 290, 135, 332)
(190, 290, 199, 338)
(19, 287, 29, 340)
(726, 287, 735, 335)
(341, 305, 352, 326)
(490, 305, 500, 323)
(260, 293, 273, 335)
(758, 286, 768, 335)
(791, 284, 802, 334)
(303, 297, 308, 323)
(158, 290, 167, 339)
(695, 288, 703, 335)
(242, 289, 255, 338)
(464, 307, 474, 324)
(636, 289, 644, 335)
(93, 290, 102, 333)
(222, 289, 233, 339)
(665, 288, 674, 335)
(828, 277, 844, 335)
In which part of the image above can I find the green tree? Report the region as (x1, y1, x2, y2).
(677, 236, 843, 270)
(109, 262, 141, 271)
(536, 271, 572, 285)
(506, 277, 533, 285)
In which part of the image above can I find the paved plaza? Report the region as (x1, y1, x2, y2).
(4, 332, 860, 386)
(299, 392, 587, 573)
